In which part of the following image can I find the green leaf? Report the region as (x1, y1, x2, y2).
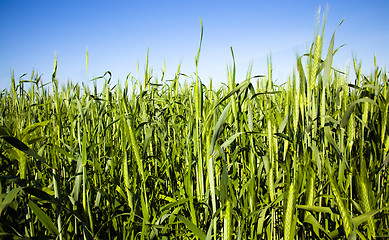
(324, 126, 342, 157)
(278, 112, 289, 133)
(177, 214, 206, 240)
(219, 146, 228, 205)
(160, 197, 193, 212)
(251, 91, 282, 99)
(304, 214, 332, 239)
(0, 135, 50, 167)
(0, 187, 23, 214)
(274, 132, 292, 142)
(248, 101, 253, 131)
(72, 157, 83, 203)
(0, 126, 11, 136)
(353, 207, 388, 227)
(28, 199, 59, 236)
(53, 145, 77, 160)
(23, 187, 59, 205)
(1, 136, 29, 152)
(21, 120, 50, 137)
(340, 97, 378, 128)
(220, 132, 246, 149)
(195, 18, 203, 67)
(205, 218, 215, 240)
(373, 153, 389, 174)
(81, 132, 87, 166)
(115, 185, 126, 200)
(322, 19, 344, 88)
(257, 204, 271, 235)
(296, 204, 335, 214)
(211, 80, 250, 111)
(209, 102, 231, 155)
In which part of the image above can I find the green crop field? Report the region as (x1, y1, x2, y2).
(0, 19, 388, 240)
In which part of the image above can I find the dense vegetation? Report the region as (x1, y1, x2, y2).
(0, 20, 388, 240)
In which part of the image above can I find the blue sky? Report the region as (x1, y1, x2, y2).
(1, 0, 388, 91)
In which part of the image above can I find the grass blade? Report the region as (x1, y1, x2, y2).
(28, 199, 59, 236)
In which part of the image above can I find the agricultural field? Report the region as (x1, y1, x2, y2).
(0, 22, 388, 240)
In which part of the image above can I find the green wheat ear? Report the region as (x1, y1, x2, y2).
(86, 46, 89, 80)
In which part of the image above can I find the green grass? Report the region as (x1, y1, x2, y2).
(0, 18, 388, 240)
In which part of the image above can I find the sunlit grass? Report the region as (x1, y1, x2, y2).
(0, 18, 388, 240)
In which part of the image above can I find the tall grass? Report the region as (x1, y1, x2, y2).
(0, 18, 388, 240)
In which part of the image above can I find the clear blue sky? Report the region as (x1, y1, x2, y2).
(1, 0, 388, 91)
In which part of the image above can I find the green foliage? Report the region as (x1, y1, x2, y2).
(0, 19, 388, 240)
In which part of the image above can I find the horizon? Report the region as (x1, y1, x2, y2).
(1, 1, 388, 91)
